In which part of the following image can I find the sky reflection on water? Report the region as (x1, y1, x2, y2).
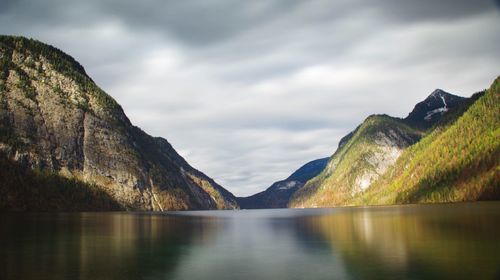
(1, 202, 500, 280)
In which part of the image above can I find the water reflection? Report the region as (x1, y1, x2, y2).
(296, 203, 500, 280)
(0, 213, 219, 280)
(1, 203, 499, 280)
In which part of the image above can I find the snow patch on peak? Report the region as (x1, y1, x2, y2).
(277, 180, 299, 190)
(424, 107, 448, 121)
(424, 94, 449, 121)
(440, 95, 448, 108)
(430, 89, 446, 97)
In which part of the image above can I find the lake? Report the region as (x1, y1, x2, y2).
(1, 202, 500, 280)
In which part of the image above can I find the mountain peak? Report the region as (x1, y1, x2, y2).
(430, 88, 449, 97)
(405, 89, 467, 128)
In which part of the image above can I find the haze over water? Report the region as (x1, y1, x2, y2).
(1, 202, 500, 280)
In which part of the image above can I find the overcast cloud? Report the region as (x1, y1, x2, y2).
(1, 0, 499, 196)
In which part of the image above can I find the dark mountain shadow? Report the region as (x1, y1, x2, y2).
(0, 157, 122, 211)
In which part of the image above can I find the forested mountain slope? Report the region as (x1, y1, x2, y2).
(290, 79, 498, 207)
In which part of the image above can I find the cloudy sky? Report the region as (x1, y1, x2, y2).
(1, 0, 499, 196)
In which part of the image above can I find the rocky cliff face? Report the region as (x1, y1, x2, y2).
(0, 36, 238, 211)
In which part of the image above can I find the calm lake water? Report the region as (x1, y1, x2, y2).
(1, 202, 500, 280)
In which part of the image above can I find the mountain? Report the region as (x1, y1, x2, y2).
(287, 157, 330, 182)
(289, 81, 498, 208)
(404, 89, 467, 129)
(0, 35, 238, 211)
(237, 158, 329, 209)
(290, 115, 422, 207)
(358, 80, 498, 205)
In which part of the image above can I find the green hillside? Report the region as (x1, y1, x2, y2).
(359, 77, 500, 205)
(290, 115, 421, 207)
(290, 77, 499, 208)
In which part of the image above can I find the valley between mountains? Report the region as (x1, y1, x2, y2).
(1, 36, 499, 211)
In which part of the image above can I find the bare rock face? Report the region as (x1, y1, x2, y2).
(0, 36, 238, 210)
(290, 115, 422, 208)
(352, 127, 414, 195)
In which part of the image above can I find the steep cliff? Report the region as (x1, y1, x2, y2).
(0, 36, 238, 211)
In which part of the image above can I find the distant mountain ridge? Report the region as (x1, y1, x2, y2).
(0, 35, 238, 211)
(237, 158, 328, 209)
